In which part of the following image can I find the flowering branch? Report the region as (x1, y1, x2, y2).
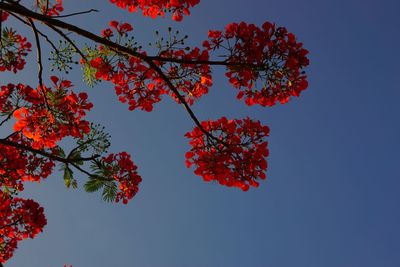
(0, 0, 310, 263)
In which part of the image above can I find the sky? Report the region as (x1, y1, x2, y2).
(2, 0, 400, 266)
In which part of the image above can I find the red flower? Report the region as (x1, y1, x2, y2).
(109, 20, 119, 28)
(102, 29, 114, 38)
(119, 22, 133, 33)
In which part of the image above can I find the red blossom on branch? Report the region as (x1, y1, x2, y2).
(109, 0, 200, 21)
(89, 54, 166, 112)
(93, 22, 213, 109)
(0, 0, 311, 263)
(0, 29, 32, 73)
(204, 21, 309, 106)
(96, 152, 142, 204)
(185, 117, 269, 191)
(35, 0, 64, 16)
(0, 133, 56, 190)
(0, 138, 54, 191)
(10, 79, 93, 149)
(0, 192, 47, 264)
(158, 47, 212, 105)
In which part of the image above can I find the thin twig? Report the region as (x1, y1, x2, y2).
(71, 162, 98, 179)
(28, 17, 52, 109)
(45, 0, 49, 15)
(45, 23, 86, 61)
(52, 9, 98, 18)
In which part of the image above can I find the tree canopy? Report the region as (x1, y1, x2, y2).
(0, 0, 309, 264)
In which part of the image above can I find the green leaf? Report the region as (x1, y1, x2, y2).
(82, 62, 99, 87)
(63, 166, 73, 188)
(71, 180, 78, 189)
(84, 178, 104, 193)
(81, 46, 102, 87)
(102, 182, 117, 202)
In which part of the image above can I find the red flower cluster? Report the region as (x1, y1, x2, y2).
(0, 143, 27, 191)
(10, 78, 93, 149)
(185, 117, 269, 191)
(158, 47, 212, 105)
(0, 29, 31, 73)
(0, 76, 144, 262)
(92, 19, 213, 110)
(0, 192, 47, 264)
(0, 134, 55, 191)
(95, 21, 165, 111)
(90, 54, 166, 112)
(101, 152, 142, 204)
(0, 141, 53, 192)
(90, 47, 212, 110)
(204, 21, 309, 106)
(1, 76, 144, 262)
(35, 0, 64, 16)
(109, 0, 200, 21)
(0, 0, 312, 263)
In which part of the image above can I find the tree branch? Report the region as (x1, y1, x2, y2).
(146, 55, 261, 69)
(0, 138, 99, 164)
(0, 2, 229, 144)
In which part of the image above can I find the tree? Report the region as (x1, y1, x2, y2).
(0, 0, 309, 264)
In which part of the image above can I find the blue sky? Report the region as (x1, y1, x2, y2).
(3, 0, 400, 266)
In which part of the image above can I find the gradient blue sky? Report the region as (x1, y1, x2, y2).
(3, 0, 400, 266)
